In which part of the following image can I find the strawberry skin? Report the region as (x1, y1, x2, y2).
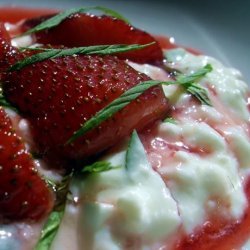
(0, 22, 168, 159)
(21, 13, 164, 65)
(0, 23, 168, 161)
(3, 54, 169, 160)
(0, 23, 15, 72)
(0, 107, 53, 222)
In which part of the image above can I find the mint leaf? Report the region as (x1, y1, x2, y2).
(164, 117, 177, 124)
(93, 6, 130, 23)
(177, 64, 213, 106)
(82, 161, 120, 174)
(34, 210, 64, 250)
(67, 64, 212, 144)
(176, 64, 212, 84)
(9, 43, 153, 71)
(125, 130, 145, 172)
(35, 175, 72, 250)
(125, 130, 153, 181)
(21, 6, 129, 36)
(186, 83, 212, 106)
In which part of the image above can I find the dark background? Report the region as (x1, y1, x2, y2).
(0, 0, 249, 82)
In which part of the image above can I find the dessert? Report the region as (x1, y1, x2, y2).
(0, 6, 250, 250)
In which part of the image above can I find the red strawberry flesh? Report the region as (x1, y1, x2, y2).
(3, 53, 169, 160)
(21, 13, 164, 64)
(0, 107, 53, 222)
(0, 18, 169, 163)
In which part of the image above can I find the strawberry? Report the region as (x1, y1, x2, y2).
(0, 22, 14, 72)
(21, 13, 164, 65)
(0, 107, 53, 222)
(0, 24, 169, 162)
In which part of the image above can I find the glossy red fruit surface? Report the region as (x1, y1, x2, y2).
(0, 24, 169, 161)
(0, 107, 53, 222)
(21, 13, 164, 64)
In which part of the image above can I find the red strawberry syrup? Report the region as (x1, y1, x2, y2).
(172, 178, 250, 250)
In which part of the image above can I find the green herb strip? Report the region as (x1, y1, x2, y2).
(9, 43, 153, 71)
(35, 175, 72, 250)
(21, 6, 129, 36)
(125, 130, 151, 177)
(82, 161, 120, 174)
(164, 117, 177, 124)
(175, 64, 213, 106)
(67, 64, 212, 144)
(186, 83, 212, 106)
(176, 64, 212, 84)
(125, 130, 139, 172)
(34, 210, 64, 250)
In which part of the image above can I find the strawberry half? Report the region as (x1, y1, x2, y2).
(21, 13, 164, 65)
(0, 107, 53, 222)
(0, 24, 169, 162)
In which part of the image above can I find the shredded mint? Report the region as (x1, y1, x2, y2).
(186, 82, 212, 106)
(176, 64, 212, 84)
(67, 64, 212, 144)
(34, 210, 64, 250)
(164, 117, 177, 124)
(175, 64, 212, 106)
(21, 6, 129, 37)
(35, 175, 72, 250)
(82, 161, 120, 174)
(125, 130, 153, 182)
(125, 130, 146, 172)
(9, 43, 153, 71)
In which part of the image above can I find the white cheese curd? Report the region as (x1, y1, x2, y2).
(128, 61, 171, 81)
(164, 49, 250, 121)
(223, 126, 250, 171)
(6, 22, 33, 47)
(0, 223, 42, 250)
(11, 34, 33, 48)
(52, 134, 181, 249)
(157, 121, 246, 232)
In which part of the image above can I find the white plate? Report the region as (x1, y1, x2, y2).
(1, 0, 249, 82)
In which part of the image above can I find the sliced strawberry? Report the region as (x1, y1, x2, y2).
(0, 24, 169, 162)
(0, 107, 53, 222)
(0, 22, 15, 72)
(21, 13, 164, 65)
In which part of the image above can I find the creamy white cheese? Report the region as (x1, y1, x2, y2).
(5, 23, 33, 48)
(0, 223, 42, 250)
(53, 134, 180, 249)
(158, 121, 246, 232)
(164, 49, 250, 121)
